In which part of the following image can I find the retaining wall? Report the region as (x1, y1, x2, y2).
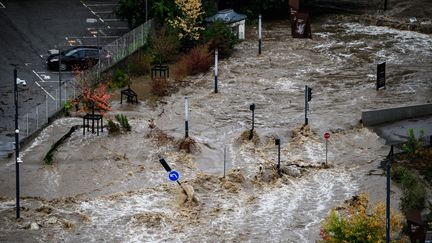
(362, 104, 432, 126)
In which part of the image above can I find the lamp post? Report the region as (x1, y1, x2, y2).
(11, 64, 25, 219)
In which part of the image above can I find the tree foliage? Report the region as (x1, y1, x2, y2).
(320, 193, 403, 242)
(167, 0, 204, 41)
(73, 83, 112, 115)
(115, 0, 146, 29)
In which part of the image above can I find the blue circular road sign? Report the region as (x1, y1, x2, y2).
(168, 170, 180, 182)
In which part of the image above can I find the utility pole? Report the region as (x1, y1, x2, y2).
(384, 0, 388, 11)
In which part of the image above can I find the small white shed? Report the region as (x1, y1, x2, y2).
(205, 9, 247, 40)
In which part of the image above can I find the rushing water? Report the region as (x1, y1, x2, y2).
(0, 17, 431, 242)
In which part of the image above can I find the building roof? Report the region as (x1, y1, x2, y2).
(205, 9, 247, 24)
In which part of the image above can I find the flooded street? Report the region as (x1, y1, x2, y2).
(1, 15, 431, 242)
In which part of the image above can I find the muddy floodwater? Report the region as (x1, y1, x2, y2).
(1, 15, 432, 242)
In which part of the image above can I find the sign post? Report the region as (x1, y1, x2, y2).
(214, 49, 218, 93)
(305, 85, 312, 125)
(324, 132, 330, 164)
(377, 62, 386, 90)
(249, 103, 255, 140)
(275, 138, 281, 176)
(184, 96, 189, 138)
(159, 157, 183, 188)
(258, 14, 262, 55)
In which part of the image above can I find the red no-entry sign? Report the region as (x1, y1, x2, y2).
(324, 132, 330, 140)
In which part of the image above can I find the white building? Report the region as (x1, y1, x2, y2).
(205, 9, 247, 40)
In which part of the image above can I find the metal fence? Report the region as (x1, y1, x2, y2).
(83, 19, 153, 82)
(15, 20, 152, 144)
(15, 80, 78, 141)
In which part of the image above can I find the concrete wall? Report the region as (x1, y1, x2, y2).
(362, 104, 432, 126)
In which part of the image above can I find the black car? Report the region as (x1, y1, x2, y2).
(46, 46, 100, 71)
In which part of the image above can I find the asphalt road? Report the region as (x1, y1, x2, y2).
(0, 0, 129, 155)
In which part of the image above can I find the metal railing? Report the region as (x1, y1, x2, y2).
(13, 20, 153, 146)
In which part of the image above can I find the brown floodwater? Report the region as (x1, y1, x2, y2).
(0, 15, 431, 242)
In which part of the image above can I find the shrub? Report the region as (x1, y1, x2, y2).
(203, 21, 239, 58)
(149, 26, 180, 64)
(402, 128, 425, 155)
(115, 114, 131, 131)
(109, 69, 130, 90)
(63, 100, 73, 115)
(107, 119, 121, 135)
(172, 62, 188, 81)
(172, 45, 212, 81)
(320, 193, 403, 242)
(391, 165, 426, 212)
(151, 78, 169, 96)
(128, 52, 152, 76)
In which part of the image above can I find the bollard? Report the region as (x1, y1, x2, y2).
(249, 103, 255, 140)
(223, 145, 226, 178)
(214, 49, 218, 93)
(184, 97, 189, 138)
(258, 14, 262, 55)
(275, 138, 281, 176)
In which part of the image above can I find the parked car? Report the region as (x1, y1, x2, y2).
(46, 46, 100, 71)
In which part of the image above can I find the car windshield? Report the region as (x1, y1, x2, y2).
(65, 49, 77, 57)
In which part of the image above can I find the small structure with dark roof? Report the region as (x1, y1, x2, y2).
(205, 9, 247, 39)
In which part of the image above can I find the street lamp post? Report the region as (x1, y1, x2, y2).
(12, 64, 21, 219)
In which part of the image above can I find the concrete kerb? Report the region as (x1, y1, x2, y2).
(361, 103, 432, 127)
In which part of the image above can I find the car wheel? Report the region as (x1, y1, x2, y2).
(59, 63, 67, 71)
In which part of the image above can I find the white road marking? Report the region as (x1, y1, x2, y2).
(0, 2, 5, 8)
(37, 71, 73, 74)
(65, 36, 120, 39)
(32, 70, 55, 100)
(85, 3, 116, 7)
(94, 11, 112, 14)
(40, 74, 51, 80)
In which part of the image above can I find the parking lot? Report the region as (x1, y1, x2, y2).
(0, 0, 129, 153)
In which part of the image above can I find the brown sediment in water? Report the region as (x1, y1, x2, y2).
(238, 129, 260, 144)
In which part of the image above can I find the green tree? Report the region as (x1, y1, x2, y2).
(320, 193, 403, 242)
(115, 0, 146, 29)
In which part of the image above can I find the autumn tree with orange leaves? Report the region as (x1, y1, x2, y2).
(72, 71, 112, 116)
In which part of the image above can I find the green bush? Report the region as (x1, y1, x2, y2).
(107, 119, 121, 135)
(401, 184, 426, 211)
(402, 128, 425, 155)
(63, 100, 73, 115)
(203, 21, 239, 58)
(109, 69, 130, 90)
(149, 26, 180, 64)
(391, 166, 426, 212)
(128, 51, 152, 76)
(115, 114, 131, 131)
